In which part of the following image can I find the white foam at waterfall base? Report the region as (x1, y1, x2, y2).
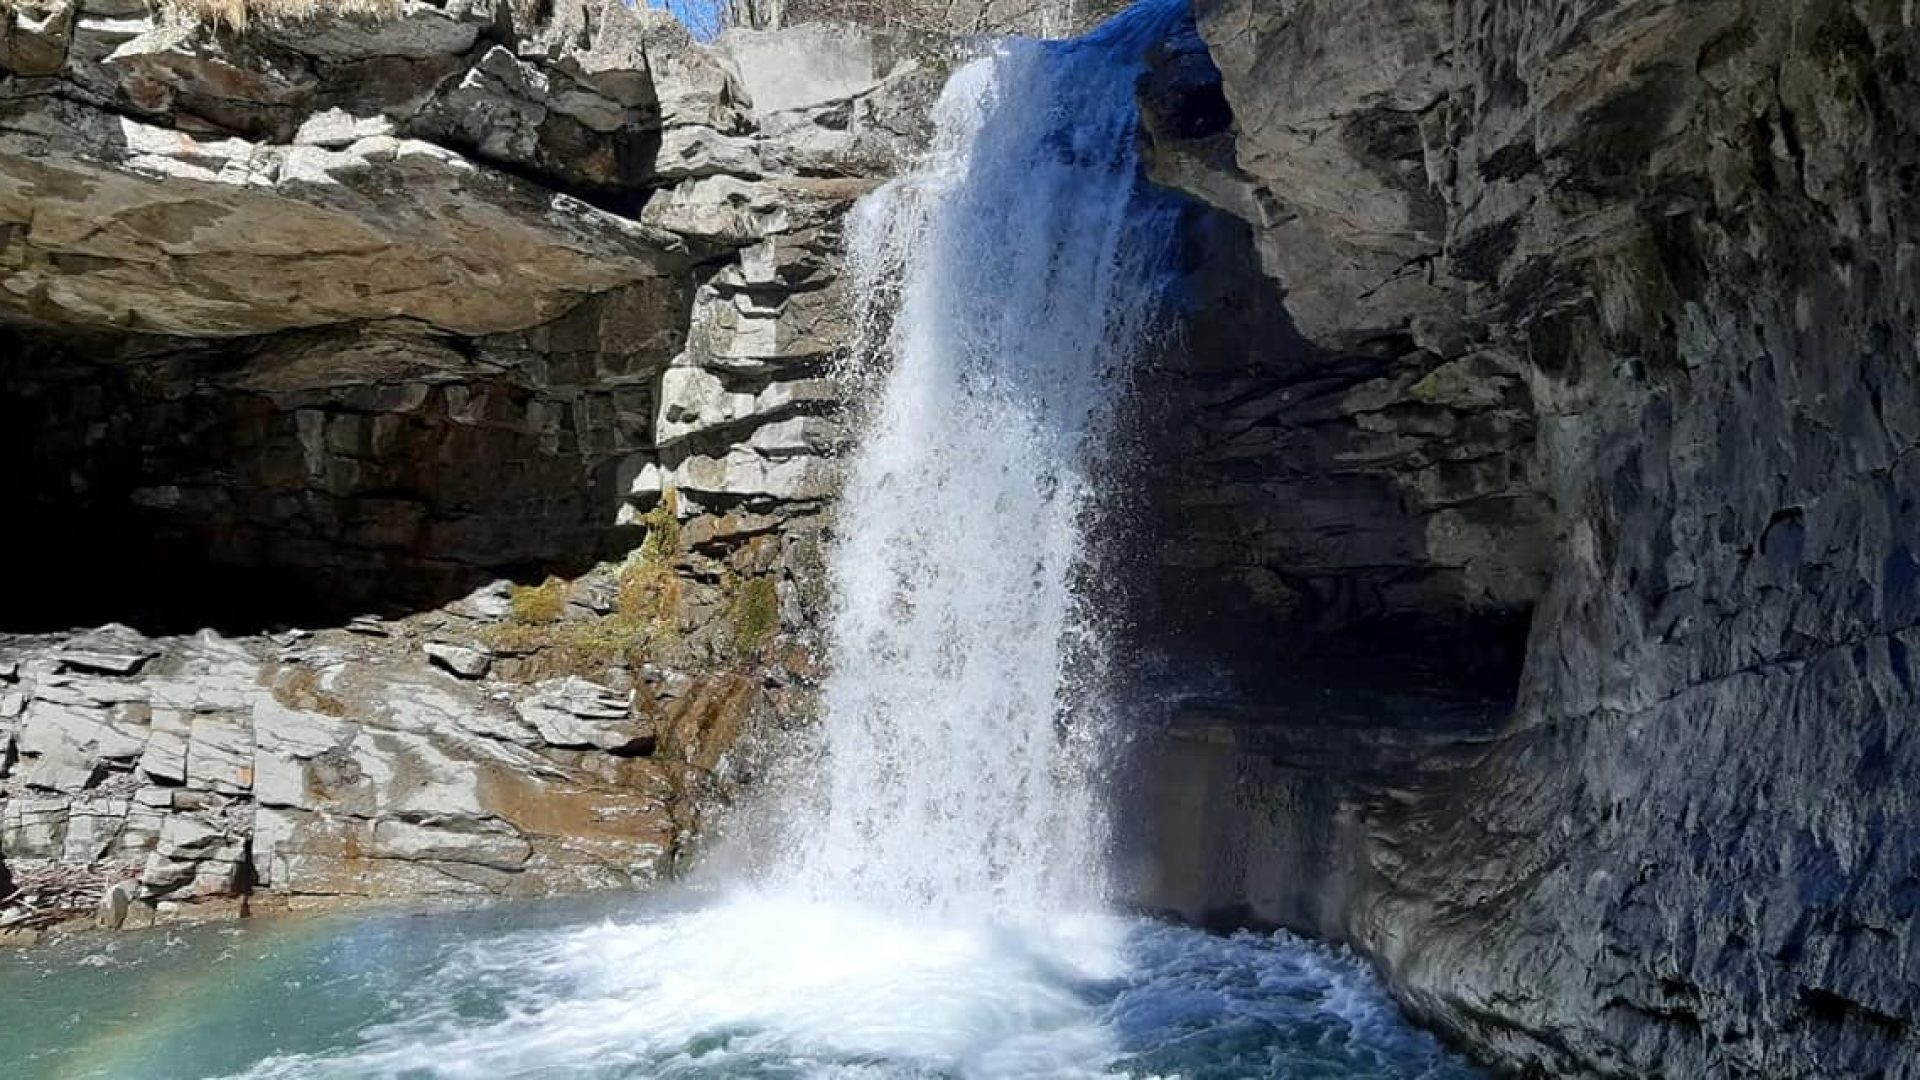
(144, 889, 1467, 1080)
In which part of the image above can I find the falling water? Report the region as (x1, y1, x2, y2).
(0, 6, 1485, 1077)
(780, 0, 1188, 914)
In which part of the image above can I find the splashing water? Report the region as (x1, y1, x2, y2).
(776, 0, 1188, 915)
(0, 5, 1487, 1078)
(0, 891, 1481, 1079)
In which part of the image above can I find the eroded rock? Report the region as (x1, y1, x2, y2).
(1143, 1, 1920, 1076)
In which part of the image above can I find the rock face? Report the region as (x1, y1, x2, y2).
(1140, 1, 1920, 1076)
(0, 0, 937, 629)
(0, 0, 939, 929)
(0, 614, 692, 921)
(10, 1, 1912, 1075)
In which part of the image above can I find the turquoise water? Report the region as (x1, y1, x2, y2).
(0, 890, 1479, 1079)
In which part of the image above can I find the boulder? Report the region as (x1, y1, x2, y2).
(0, 104, 688, 337)
(423, 642, 493, 679)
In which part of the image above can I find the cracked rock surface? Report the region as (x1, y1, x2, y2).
(1138, 1, 1920, 1076)
(0, 0, 943, 932)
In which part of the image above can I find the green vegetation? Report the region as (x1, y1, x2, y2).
(485, 491, 685, 674)
(726, 574, 780, 657)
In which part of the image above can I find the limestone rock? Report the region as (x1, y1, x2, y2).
(184, 715, 253, 794)
(1, 799, 70, 860)
(718, 23, 885, 114)
(55, 629, 159, 676)
(0, 0, 883, 932)
(516, 677, 655, 754)
(423, 642, 492, 680)
(96, 878, 138, 930)
(141, 814, 246, 897)
(0, 103, 688, 337)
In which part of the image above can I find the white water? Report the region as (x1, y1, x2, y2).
(776, 0, 1184, 915)
(0, 7, 1478, 1078)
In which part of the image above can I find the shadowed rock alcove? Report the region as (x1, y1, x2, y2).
(1138, 204, 1551, 703)
(1, 319, 668, 633)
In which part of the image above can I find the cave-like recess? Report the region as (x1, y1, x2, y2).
(2, 324, 647, 633)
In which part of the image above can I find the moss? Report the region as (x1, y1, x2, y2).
(726, 575, 781, 657)
(509, 576, 569, 625)
(638, 488, 682, 565)
(615, 557, 683, 643)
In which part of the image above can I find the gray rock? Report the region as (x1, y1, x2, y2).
(366, 818, 532, 871)
(1142, 1, 1920, 1076)
(517, 677, 655, 753)
(60, 798, 130, 864)
(56, 644, 157, 677)
(21, 749, 103, 794)
(184, 715, 253, 794)
(449, 580, 518, 621)
(251, 698, 356, 811)
(423, 642, 493, 680)
(0, 798, 70, 860)
(96, 878, 139, 930)
(139, 813, 247, 896)
(654, 125, 764, 181)
(294, 109, 399, 149)
(719, 23, 883, 114)
(0, 102, 687, 338)
(0, 0, 857, 924)
(18, 701, 149, 764)
(136, 709, 190, 785)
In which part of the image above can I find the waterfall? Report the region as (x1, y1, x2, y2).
(74, 8, 1483, 1076)
(777, 0, 1187, 915)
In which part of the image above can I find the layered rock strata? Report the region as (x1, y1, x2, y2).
(0, 0, 941, 933)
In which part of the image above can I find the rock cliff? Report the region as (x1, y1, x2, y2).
(1138, 1, 1920, 1076)
(5, 0, 1917, 1076)
(0, 0, 940, 933)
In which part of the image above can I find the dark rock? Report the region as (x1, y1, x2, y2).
(1141, 0, 1920, 1075)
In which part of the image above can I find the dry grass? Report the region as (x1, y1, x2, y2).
(482, 493, 687, 677)
(160, 0, 400, 31)
(509, 576, 571, 624)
